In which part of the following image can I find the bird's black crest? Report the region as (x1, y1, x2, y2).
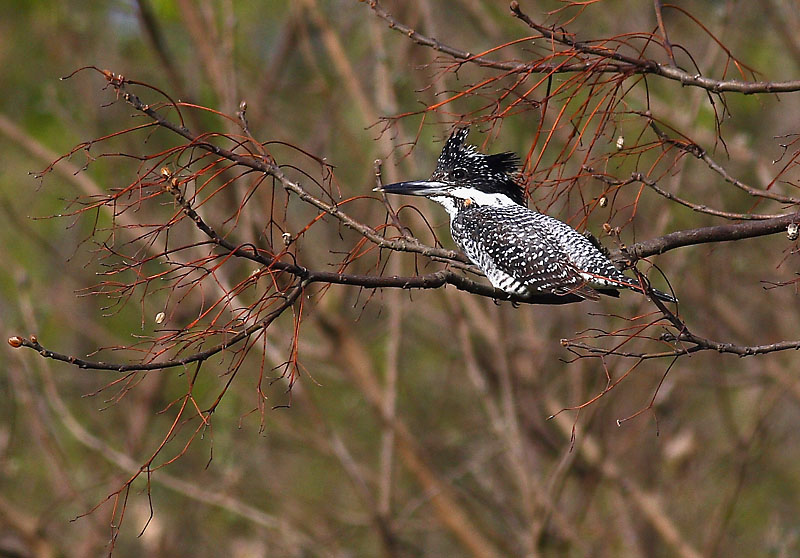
(485, 151, 520, 175)
(439, 126, 472, 165)
(435, 127, 526, 206)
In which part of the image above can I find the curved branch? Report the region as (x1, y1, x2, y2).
(364, 0, 640, 75)
(9, 284, 304, 372)
(647, 119, 800, 205)
(72, 72, 800, 316)
(564, 275, 800, 360)
(365, 0, 800, 95)
(7, 266, 582, 373)
(565, 337, 800, 359)
(620, 210, 800, 260)
(632, 172, 785, 220)
(509, 2, 800, 94)
(670, 332, 800, 357)
(104, 71, 468, 266)
(158, 167, 582, 305)
(699, 150, 800, 204)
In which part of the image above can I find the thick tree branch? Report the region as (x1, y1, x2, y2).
(97, 72, 800, 292)
(620, 211, 800, 260)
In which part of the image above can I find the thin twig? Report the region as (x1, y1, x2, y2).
(647, 119, 800, 204)
(653, 0, 677, 66)
(632, 172, 784, 220)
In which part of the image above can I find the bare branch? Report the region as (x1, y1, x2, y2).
(508, 1, 800, 94)
(620, 211, 800, 260)
(9, 284, 303, 372)
(633, 172, 785, 220)
(364, 0, 800, 95)
(653, 0, 677, 66)
(647, 119, 800, 205)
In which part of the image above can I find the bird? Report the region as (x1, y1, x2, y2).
(374, 127, 676, 303)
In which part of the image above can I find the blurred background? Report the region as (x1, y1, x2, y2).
(2, 1, 800, 556)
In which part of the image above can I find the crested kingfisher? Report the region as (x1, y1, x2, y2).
(375, 127, 676, 303)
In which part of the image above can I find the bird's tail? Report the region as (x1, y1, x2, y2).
(649, 287, 678, 304)
(592, 272, 678, 303)
(621, 276, 677, 303)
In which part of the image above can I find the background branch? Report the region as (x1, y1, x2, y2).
(3, 2, 800, 556)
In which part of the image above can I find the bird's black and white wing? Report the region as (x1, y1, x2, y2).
(528, 212, 638, 290)
(451, 204, 599, 299)
(531, 212, 677, 301)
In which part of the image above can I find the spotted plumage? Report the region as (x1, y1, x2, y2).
(376, 127, 676, 303)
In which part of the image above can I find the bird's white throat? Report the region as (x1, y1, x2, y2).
(429, 187, 519, 220)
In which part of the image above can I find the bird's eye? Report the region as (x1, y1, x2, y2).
(452, 168, 467, 180)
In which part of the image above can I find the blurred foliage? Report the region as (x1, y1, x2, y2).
(2, 1, 800, 557)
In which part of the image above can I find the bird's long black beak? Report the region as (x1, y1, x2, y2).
(374, 180, 447, 196)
